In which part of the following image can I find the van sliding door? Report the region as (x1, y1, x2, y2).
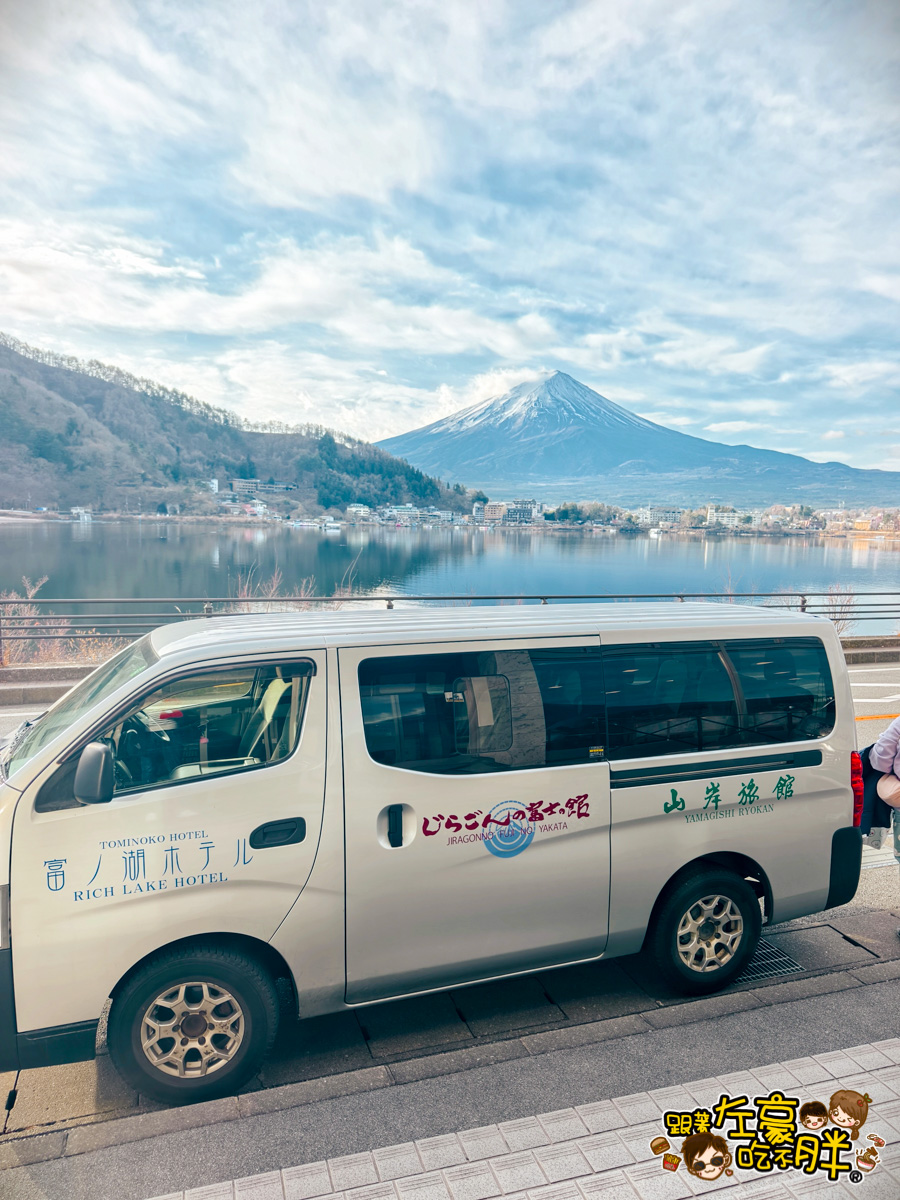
(340, 640, 611, 1004)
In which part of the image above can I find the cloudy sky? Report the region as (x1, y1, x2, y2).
(1, 0, 898, 465)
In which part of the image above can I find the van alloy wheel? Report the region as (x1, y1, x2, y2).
(108, 943, 278, 1105)
(675, 894, 743, 973)
(645, 868, 762, 995)
(140, 980, 245, 1078)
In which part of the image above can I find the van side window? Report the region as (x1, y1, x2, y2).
(359, 652, 546, 774)
(725, 638, 835, 743)
(529, 648, 607, 766)
(36, 661, 314, 809)
(604, 644, 741, 760)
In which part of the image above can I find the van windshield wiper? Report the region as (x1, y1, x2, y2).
(0, 713, 46, 782)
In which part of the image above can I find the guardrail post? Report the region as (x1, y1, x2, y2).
(203, 602, 213, 618)
(800, 595, 807, 613)
(386, 600, 394, 609)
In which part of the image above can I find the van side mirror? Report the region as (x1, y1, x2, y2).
(74, 743, 114, 805)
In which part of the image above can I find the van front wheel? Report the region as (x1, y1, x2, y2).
(647, 870, 761, 995)
(108, 944, 279, 1106)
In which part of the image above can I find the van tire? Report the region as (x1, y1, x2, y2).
(646, 870, 761, 995)
(108, 944, 279, 1106)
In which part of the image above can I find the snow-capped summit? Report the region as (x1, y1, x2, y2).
(377, 369, 900, 506)
(432, 371, 656, 438)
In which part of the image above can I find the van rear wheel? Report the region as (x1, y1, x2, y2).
(646, 870, 761, 995)
(108, 944, 279, 1106)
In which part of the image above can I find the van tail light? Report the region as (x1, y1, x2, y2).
(851, 751, 864, 827)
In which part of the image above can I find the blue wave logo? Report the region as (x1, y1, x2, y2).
(483, 801, 534, 858)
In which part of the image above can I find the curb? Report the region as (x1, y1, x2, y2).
(3, 958, 900, 1169)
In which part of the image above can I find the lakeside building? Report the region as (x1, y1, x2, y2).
(230, 479, 298, 495)
(633, 506, 683, 526)
(503, 499, 541, 525)
(706, 506, 763, 529)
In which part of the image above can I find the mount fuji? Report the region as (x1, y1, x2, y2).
(377, 372, 900, 506)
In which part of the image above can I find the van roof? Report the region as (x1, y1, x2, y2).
(149, 601, 830, 658)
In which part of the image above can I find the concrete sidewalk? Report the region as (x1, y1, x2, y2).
(144, 1034, 900, 1199)
(5, 983, 900, 1200)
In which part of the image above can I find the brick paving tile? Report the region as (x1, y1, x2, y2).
(576, 1170, 641, 1198)
(872, 1098, 900, 1141)
(573, 1100, 626, 1134)
(394, 1174, 452, 1200)
(346, 1184, 396, 1200)
(442, 1162, 502, 1200)
(838, 1070, 900, 1104)
(234, 1173, 286, 1199)
(488, 1151, 547, 1193)
(611, 1092, 661, 1126)
(836, 1166, 900, 1200)
(615, 1122, 663, 1164)
(416, 1136, 467, 1171)
(147, 1195, 184, 1200)
(457, 1126, 509, 1161)
(530, 1144, 591, 1184)
(781, 1177, 834, 1197)
(717, 1071, 764, 1097)
(684, 1078, 727, 1109)
(811, 1049, 860, 1078)
(871, 1038, 900, 1065)
(749, 1064, 800, 1094)
(498, 1118, 550, 1152)
(329, 1154, 379, 1191)
(524, 1183, 582, 1200)
(577, 1132, 634, 1173)
(777, 1059, 835, 1087)
(281, 1163, 334, 1200)
(842, 1043, 895, 1073)
(535, 1110, 589, 1143)
(374, 1145, 424, 1181)
(623, 1159, 694, 1200)
(646, 1086, 697, 1114)
(872, 1062, 900, 1088)
(186, 1186, 235, 1200)
(736, 1183, 793, 1199)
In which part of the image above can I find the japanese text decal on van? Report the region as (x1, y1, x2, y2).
(422, 794, 590, 857)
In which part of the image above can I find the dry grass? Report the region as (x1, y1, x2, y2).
(0, 577, 128, 665)
(227, 554, 363, 614)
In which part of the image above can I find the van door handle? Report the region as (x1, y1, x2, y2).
(387, 804, 403, 848)
(249, 818, 306, 849)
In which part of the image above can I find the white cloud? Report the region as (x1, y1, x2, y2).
(821, 430, 845, 440)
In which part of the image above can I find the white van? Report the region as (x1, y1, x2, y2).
(0, 604, 862, 1105)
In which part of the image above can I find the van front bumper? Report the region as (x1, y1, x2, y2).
(0, 948, 98, 1072)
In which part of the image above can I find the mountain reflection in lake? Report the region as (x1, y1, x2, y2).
(2, 522, 900, 625)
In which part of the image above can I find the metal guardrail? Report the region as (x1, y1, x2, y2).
(0, 591, 898, 651)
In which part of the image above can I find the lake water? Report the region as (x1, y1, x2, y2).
(2, 522, 900, 632)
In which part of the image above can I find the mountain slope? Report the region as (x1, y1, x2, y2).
(378, 371, 900, 505)
(0, 334, 467, 513)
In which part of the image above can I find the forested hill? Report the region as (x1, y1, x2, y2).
(0, 334, 467, 513)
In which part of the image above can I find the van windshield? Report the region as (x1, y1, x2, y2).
(1, 636, 158, 782)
